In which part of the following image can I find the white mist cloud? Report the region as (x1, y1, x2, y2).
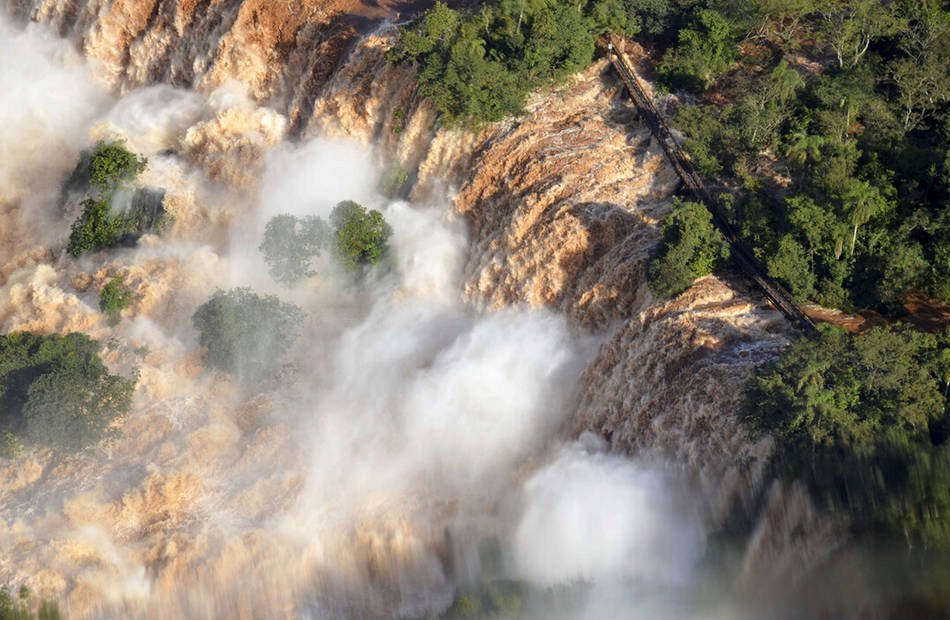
(0, 15, 719, 618)
(513, 435, 706, 588)
(98, 84, 205, 154)
(258, 138, 381, 225)
(0, 14, 111, 258)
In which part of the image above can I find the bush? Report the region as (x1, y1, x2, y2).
(0, 585, 61, 620)
(0, 333, 136, 454)
(648, 201, 730, 298)
(259, 202, 393, 284)
(191, 288, 303, 380)
(99, 275, 135, 326)
(658, 9, 737, 92)
(87, 140, 146, 196)
(330, 201, 393, 273)
(67, 198, 125, 257)
(64, 141, 164, 257)
(259, 214, 330, 285)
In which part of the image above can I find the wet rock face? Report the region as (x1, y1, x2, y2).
(16, 0, 428, 113)
(8, 0, 836, 609)
(572, 275, 787, 523)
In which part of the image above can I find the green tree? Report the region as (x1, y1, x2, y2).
(745, 325, 949, 546)
(67, 198, 125, 257)
(259, 214, 331, 285)
(99, 275, 135, 326)
(390, 0, 604, 126)
(330, 201, 393, 274)
(585, 0, 640, 37)
(737, 61, 804, 149)
(648, 201, 730, 297)
(87, 140, 147, 196)
(65, 141, 162, 257)
(191, 288, 303, 381)
(767, 235, 816, 300)
(0, 333, 136, 454)
(888, 4, 950, 132)
(659, 9, 737, 92)
(816, 0, 905, 69)
(841, 179, 889, 256)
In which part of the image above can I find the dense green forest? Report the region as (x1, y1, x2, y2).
(393, 0, 950, 554)
(745, 324, 950, 547)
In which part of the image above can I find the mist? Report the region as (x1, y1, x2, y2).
(0, 12, 725, 620)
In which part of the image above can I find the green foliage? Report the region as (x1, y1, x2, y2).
(191, 288, 303, 380)
(98, 275, 135, 326)
(665, 0, 950, 315)
(67, 198, 124, 257)
(648, 201, 730, 297)
(330, 201, 393, 274)
(87, 140, 147, 196)
(66, 190, 168, 257)
(0, 333, 136, 454)
(390, 0, 625, 126)
(64, 141, 164, 257)
(259, 202, 393, 284)
(815, 0, 904, 70)
(378, 163, 410, 198)
(259, 214, 330, 285)
(745, 325, 950, 546)
(434, 583, 524, 620)
(0, 584, 59, 620)
(658, 9, 737, 92)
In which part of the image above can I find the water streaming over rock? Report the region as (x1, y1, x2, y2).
(0, 2, 847, 618)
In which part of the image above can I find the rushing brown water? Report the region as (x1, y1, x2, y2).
(0, 4, 855, 618)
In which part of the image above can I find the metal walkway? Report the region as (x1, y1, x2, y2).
(607, 36, 816, 332)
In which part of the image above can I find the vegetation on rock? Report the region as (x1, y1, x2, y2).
(648, 200, 730, 298)
(260, 201, 391, 284)
(0, 585, 60, 620)
(86, 139, 147, 196)
(259, 214, 331, 285)
(191, 288, 303, 380)
(0, 333, 136, 454)
(330, 201, 392, 274)
(745, 324, 950, 546)
(99, 275, 135, 326)
(389, 0, 638, 126)
(65, 140, 166, 257)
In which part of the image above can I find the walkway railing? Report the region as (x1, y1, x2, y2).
(607, 36, 816, 332)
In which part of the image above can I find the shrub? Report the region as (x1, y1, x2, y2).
(67, 198, 125, 257)
(99, 275, 135, 326)
(330, 201, 393, 273)
(191, 288, 303, 380)
(87, 140, 147, 196)
(648, 201, 730, 297)
(0, 332, 136, 454)
(64, 141, 164, 257)
(378, 164, 410, 198)
(658, 9, 737, 92)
